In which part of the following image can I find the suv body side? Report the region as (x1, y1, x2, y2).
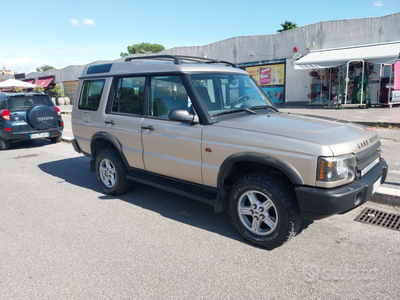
(71, 56, 388, 249)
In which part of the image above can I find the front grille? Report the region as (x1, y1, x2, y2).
(354, 207, 400, 231)
(355, 142, 381, 179)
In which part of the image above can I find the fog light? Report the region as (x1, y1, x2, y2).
(354, 192, 363, 206)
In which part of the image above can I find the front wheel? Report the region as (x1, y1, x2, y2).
(228, 172, 302, 250)
(95, 148, 131, 195)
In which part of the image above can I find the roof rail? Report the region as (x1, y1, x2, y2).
(125, 55, 238, 68)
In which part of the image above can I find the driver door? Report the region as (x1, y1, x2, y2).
(141, 75, 203, 184)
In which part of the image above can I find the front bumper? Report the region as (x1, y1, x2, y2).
(295, 158, 388, 220)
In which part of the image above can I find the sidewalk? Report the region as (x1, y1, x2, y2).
(59, 104, 400, 207)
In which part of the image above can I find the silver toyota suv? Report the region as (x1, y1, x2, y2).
(71, 55, 388, 249)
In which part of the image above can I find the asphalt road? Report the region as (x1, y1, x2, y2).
(1, 141, 400, 299)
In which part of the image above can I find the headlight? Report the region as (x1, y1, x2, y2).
(317, 154, 356, 185)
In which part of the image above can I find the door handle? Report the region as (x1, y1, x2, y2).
(105, 120, 116, 125)
(141, 124, 154, 131)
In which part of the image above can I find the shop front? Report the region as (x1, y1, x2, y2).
(294, 41, 400, 108)
(239, 60, 286, 104)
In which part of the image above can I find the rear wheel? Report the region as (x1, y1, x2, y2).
(95, 148, 131, 195)
(50, 135, 62, 143)
(228, 172, 302, 250)
(0, 136, 10, 150)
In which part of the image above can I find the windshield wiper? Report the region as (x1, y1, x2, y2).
(248, 105, 279, 112)
(212, 108, 256, 117)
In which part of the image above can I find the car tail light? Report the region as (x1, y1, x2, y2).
(55, 106, 61, 116)
(0, 109, 11, 121)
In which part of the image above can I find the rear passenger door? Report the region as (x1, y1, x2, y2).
(141, 75, 203, 184)
(104, 76, 145, 170)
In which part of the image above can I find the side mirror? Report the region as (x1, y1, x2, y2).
(168, 108, 199, 124)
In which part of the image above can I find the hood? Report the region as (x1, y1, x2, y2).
(214, 112, 379, 156)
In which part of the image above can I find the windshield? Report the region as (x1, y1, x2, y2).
(190, 74, 276, 117)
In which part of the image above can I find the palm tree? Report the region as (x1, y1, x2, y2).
(277, 21, 298, 32)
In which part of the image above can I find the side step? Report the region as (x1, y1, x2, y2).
(126, 171, 218, 207)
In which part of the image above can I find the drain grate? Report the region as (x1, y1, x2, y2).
(354, 207, 400, 231)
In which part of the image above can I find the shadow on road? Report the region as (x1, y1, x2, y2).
(6, 139, 54, 150)
(39, 156, 312, 250)
(38, 156, 98, 191)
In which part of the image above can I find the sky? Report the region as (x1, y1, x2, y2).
(0, 0, 399, 74)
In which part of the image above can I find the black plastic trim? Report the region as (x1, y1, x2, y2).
(125, 55, 238, 68)
(126, 168, 219, 206)
(217, 152, 305, 189)
(90, 132, 129, 166)
(295, 158, 388, 220)
(71, 138, 81, 153)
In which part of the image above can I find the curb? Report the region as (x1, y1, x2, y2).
(62, 137, 73, 143)
(370, 188, 400, 207)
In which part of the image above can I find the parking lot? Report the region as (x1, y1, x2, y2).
(1, 140, 400, 299)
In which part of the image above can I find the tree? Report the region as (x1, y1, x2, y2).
(120, 42, 165, 57)
(52, 84, 64, 98)
(33, 85, 44, 92)
(36, 65, 55, 72)
(277, 21, 298, 32)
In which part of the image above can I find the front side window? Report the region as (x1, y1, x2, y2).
(190, 74, 274, 116)
(78, 80, 105, 111)
(112, 77, 145, 115)
(149, 75, 191, 118)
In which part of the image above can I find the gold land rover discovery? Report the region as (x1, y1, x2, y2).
(71, 55, 388, 249)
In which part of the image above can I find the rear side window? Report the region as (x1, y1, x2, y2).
(78, 80, 105, 111)
(111, 77, 145, 115)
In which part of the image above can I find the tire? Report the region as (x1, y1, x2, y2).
(50, 134, 62, 143)
(0, 136, 10, 150)
(228, 172, 302, 250)
(95, 148, 131, 195)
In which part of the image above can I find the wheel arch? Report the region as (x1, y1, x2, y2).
(217, 152, 304, 190)
(214, 152, 304, 213)
(90, 132, 128, 166)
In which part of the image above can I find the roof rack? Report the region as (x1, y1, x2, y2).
(124, 55, 238, 68)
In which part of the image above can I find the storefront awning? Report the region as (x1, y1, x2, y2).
(22, 78, 35, 84)
(294, 41, 400, 69)
(35, 76, 54, 88)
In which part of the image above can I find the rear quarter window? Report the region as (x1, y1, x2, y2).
(78, 80, 105, 111)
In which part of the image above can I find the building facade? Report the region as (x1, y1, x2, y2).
(26, 12, 400, 105)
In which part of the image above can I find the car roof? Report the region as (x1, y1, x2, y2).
(80, 55, 248, 79)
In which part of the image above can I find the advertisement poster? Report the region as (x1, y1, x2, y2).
(246, 63, 285, 103)
(246, 64, 285, 86)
